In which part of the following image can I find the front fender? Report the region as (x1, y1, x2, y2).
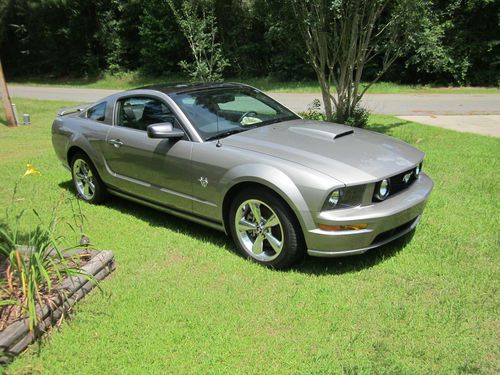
(219, 163, 318, 232)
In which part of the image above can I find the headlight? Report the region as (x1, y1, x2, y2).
(374, 179, 390, 201)
(326, 189, 343, 209)
(322, 185, 365, 210)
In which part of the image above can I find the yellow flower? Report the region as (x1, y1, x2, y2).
(23, 163, 41, 177)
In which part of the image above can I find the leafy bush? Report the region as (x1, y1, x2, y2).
(300, 99, 326, 121)
(336, 105, 370, 128)
(300, 99, 369, 128)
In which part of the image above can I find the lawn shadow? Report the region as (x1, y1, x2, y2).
(0, 218, 47, 248)
(58, 181, 230, 249)
(58, 180, 415, 275)
(369, 120, 409, 135)
(292, 231, 414, 275)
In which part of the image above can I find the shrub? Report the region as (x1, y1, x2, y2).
(300, 99, 369, 128)
(300, 99, 326, 121)
(336, 105, 370, 128)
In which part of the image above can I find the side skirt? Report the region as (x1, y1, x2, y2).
(108, 188, 226, 233)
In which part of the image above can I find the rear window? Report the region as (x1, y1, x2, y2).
(86, 102, 106, 122)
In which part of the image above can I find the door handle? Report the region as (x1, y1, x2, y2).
(108, 139, 124, 148)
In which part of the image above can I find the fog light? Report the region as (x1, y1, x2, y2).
(375, 179, 390, 201)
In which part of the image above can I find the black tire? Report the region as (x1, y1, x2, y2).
(70, 152, 108, 204)
(229, 188, 305, 269)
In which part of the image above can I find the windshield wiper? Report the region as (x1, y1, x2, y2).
(257, 115, 299, 127)
(204, 128, 250, 142)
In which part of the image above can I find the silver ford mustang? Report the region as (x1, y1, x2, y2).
(52, 83, 433, 268)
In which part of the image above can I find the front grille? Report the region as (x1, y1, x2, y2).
(371, 217, 418, 244)
(373, 165, 420, 201)
(389, 168, 418, 195)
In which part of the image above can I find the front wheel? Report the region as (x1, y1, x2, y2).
(229, 189, 305, 269)
(71, 152, 108, 204)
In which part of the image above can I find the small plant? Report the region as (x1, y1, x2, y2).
(300, 99, 326, 121)
(0, 164, 97, 332)
(300, 99, 369, 127)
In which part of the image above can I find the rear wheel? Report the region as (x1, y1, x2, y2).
(229, 189, 305, 269)
(71, 152, 108, 204)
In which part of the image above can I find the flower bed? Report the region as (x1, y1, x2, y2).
(0, 164, 116, 365)
(0, 250, 115, 364)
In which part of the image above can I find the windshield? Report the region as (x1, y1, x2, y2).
(171, 87, 299, 141)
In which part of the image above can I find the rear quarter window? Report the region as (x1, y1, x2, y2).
(86, 102, 106, 122)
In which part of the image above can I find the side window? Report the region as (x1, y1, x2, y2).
(116, 97, 179, 131)
(86, 102, 106, 122)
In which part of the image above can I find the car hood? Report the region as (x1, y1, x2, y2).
(223, 119, 424, 185)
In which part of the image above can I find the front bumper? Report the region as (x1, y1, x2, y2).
(305, 173, 433, 257)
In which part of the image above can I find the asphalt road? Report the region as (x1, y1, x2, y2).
(9, 85, 120, 104)
(8, 85, 500, 115)
(6, 85, 500, 137)
(272, 93, 500, 115)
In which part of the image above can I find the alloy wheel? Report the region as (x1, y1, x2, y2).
(234, 199, 284, 262)
(73, 159, 96, 200)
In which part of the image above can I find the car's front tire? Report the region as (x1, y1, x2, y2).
(71, 152, 108, 204)
(229, 188, 305, 269)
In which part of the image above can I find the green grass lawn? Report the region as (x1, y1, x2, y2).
(1, 100, 499, 374)
(10, 72, 500, 94)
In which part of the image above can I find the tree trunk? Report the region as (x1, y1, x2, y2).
(316, 71, 334, 121)
(0, 59, 17, 127)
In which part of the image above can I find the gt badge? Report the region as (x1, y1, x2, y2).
(199, 177, 208, 188)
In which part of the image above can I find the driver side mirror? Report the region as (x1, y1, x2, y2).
(147, 122, 185, 139)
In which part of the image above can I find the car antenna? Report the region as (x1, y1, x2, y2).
(216, 107, 222, 148)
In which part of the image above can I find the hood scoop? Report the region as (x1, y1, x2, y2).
(333, 129, 354, 140)
(289, 126, 354, 141)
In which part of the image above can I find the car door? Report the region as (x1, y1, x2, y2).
(102, 95, 194, 212)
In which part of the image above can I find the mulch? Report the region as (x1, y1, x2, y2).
(0, 251, 93, 332)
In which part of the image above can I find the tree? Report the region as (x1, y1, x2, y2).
(289, 0, 433, 125)
(139, 0, 186, 76)
(167, 0, 228, 82)
(0, 0, 496, 86)
(97, 1, 144, 74)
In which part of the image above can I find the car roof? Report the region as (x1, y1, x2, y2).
(132, 82, 250, 95)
